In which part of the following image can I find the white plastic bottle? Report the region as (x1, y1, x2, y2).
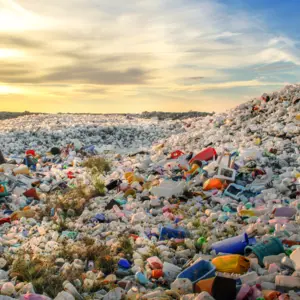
(275, 275, 300, 290)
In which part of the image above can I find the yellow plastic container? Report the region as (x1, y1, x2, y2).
(212, 255, 250, 274)
(10, 209, 35, 221)
(124, 188, 136, 198)
(124, 172, 144, 184)
(254, 138, 261, 145)
(239, 210, 257, 217)
(124, 172, 134, 183)
(143, 182, 152, 190)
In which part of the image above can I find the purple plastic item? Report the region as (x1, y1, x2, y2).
(274, 207, 297, 218)
(236, 284, 251, 300)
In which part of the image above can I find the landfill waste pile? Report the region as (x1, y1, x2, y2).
(137, 111, 212, 120)
(0, 84, 299, 300)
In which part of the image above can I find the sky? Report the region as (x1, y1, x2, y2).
(0, 0, 300, 113)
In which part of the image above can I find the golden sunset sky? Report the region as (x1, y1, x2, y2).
(0, 0, 299, 113)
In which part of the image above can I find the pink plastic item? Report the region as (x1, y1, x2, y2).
(147, 256, 163, 269)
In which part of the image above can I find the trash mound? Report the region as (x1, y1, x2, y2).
(0, 84, 299, 300)
(0, 114, 186, 156)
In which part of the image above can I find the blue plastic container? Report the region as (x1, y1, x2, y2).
(223, 183, 245, 200)
(159, 226, 187, 240)
(118, 258, 131, 269)
(212, 233, 256, 255)
(177, 260, 216, 284)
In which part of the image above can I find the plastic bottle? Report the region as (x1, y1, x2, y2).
(257, 273, 276, 283)
(260, 282, 276, 290)
(281, 256, 295, 270)
(263, 253, 286, 268)
(290, 248, 300, 271)
(275, 275, 300, 290)
(239, 271, 258, 284)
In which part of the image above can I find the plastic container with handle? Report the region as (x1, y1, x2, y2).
(212, 233, 256, 255)
(244, 237, 284, 266)
(212, 255, 250, 274)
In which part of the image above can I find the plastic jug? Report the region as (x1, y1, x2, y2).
(211, 233, 256, 255)
(244, 237, 285, 266)
(212, 255, 250, 274)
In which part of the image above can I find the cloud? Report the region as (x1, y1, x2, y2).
(44, 65, 151, 85)
(75, 87, 107, 94)
(0, 65, 150, 85)
(252, 62, 297, 73)
(1, 0, 300, 112)
(169, 80, 285, 92)
(186, 77, 205, 80)
(0, 33, 44, 48)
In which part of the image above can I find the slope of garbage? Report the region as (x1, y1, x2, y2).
(0, 84, 299, 300)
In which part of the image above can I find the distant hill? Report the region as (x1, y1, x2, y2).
(0, 111, 33, 120)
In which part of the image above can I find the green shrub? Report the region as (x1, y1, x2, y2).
(83, 157, 111, 174)
(11, 250, 62, 298)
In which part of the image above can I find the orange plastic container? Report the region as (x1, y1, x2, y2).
(203, 178, 225, 191)
(151, 269, 163, 279)
(124, 172, 144, 184)
(262, 290, 281, 300)
(195, 277, 215, 294)
(124, 172, 134, 183)
(212, 255, 250, 274)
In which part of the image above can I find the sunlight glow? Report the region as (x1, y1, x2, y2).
(0, 48, 24, 58)
(0, 85, 21, 94)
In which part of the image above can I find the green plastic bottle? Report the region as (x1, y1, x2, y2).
(196, 237, 206, 248)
